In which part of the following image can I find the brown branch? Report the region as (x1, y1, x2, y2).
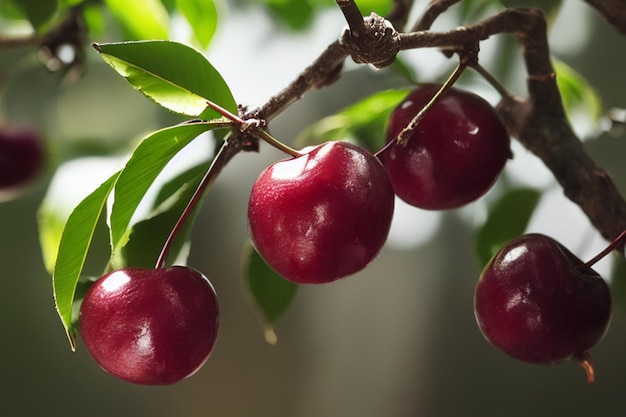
(246, 5, 626, 250)
(336, 0, 367, 38)
(387, 0, 415, 30)
(412, 0, 462, 31)
(584, 0, 626, 34)
(0, 34, 41, 49)
(246, 40, 348, 121)
(493, 9, 626, 248)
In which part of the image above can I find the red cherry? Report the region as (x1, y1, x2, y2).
(0, 125, 44, 191)
(79, 266, 219, 385)
(248, 141, 394, 284)
(382, 85, 511, 210)
(474, 233, 611, 382)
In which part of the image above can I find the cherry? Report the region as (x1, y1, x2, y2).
(248, 141, 394, 284)
(79, 266, 219, 385)
(0, 124, 44, 193)
(381, 84, 511, 210)
(474, 233, 612, 383)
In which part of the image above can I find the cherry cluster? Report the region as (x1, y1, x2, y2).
(77, 84, 618, 385)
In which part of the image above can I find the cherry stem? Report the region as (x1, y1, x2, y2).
(582, 229, 626, 269)
(575, 352, 596, 384)
(205, 100, 301, 158)
(254, 128, 302, 158)
(470, 62, 515, 100)
(374, 58, 468, 158)
(155, 135, 243, 269)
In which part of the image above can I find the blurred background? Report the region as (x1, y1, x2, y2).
(1, 0, 626, 416)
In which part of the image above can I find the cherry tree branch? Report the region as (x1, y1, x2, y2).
(583, 0, 626, 34)
(412, 0, 461, 31)
(247, 5, 626, 252)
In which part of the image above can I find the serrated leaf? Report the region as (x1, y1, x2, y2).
(177, 0, 218, 49)
(93, 40, 237, 119)
(476, 187, 541, 266)
(104, 0, 169, 40)
(296, 89, 409, 152)
(53, 170, 121, 349)
(7, 0, 58, 30)
(109, 122, 223, 256)
(242, 241, 298, 344)
(120, 163, 209, 269)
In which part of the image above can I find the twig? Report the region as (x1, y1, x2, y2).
(248, 40, 349, 121)
(245, 5, 626, 250)
(412, 0, 462, 31)
(156, 133, 243, 268)
(584, 0, 626, 35)
(336, 0, 367, 37)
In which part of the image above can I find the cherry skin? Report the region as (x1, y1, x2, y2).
(474, 233, 611, 382)
(248, 141, 394, 284)
(79, 266, 219, 385)
(382, 85, 511, 210)
(0, 125, 44, 192)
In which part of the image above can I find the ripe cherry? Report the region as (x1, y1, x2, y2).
(248, 141, 394, 284)
(474, 233, 612, 383)
(79, 266, 219, 385)
(382, 85, 511, 210)
(0, 124, 44, 196)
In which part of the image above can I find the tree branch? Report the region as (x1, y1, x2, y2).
(584, 0, 626, 35)
(246, 40, 348, 121)
(412, 0, 462, 32)
(246, 5, 626, 250)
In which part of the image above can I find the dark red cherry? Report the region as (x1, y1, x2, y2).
(248, 141, 394, 284)
(79, 266, 219, 385)
(382, 85, 511, 210)
(474, 233, 611, 382)
(0, 125, 44, 191)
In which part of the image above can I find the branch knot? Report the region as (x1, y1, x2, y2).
(339, 13, 400, 69)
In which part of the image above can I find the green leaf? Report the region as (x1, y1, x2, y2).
(104, 0, 170, 40)
(242, 241, 298, 344)
(553, 58, 603, 133)
(93, 40, 237, 119)
(120, 163, 209, 269)
(296, 89, 409, 152)
(109, 122, 223, 256)
(7, 0, 58, 30)
(476, 187, 541, 266)
(354, 0, 392, 16)
(177, 0, 218, 49)
(53, 170, 121, 349)
(262, 0, 315, 29)
(38, 204, 66, 275)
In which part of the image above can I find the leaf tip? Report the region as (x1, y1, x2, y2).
(66, 328, 77, 352)
(92, 43, 102, 53)
(264, 326, 278, 345)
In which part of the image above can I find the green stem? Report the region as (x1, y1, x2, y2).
(470, 62, 515, 99)
(254, 128, 302, 158)
(375, 59, 467, 157)
(155, 135, 243, 269)
(205, 100, 301, 158)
